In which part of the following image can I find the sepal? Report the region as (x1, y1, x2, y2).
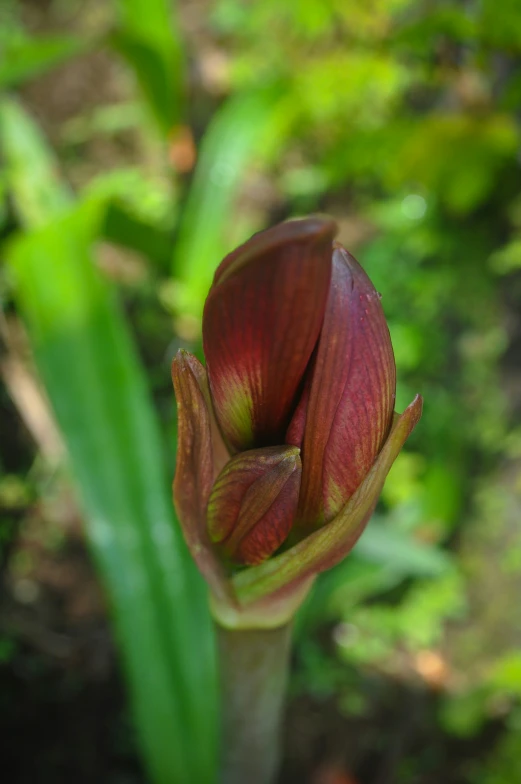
(171, 350, 234, 603)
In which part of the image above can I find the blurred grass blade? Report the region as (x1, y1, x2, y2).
(113, 0, 184, 133)
(0, 35, 86, 88)
(102, 201, 173, 269)
(0, 98, 72, 228)
(7, 209, 218, 782)
(0, 175, 7, 234)
(1, 98, 217, 784)
(172, 86, 283, 318)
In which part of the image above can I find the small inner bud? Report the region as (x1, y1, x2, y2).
(207, 445, 301, 565)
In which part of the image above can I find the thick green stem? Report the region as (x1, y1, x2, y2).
(216, 622, 292, 784)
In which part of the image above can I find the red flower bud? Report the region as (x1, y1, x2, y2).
(172, 217, 422, 624)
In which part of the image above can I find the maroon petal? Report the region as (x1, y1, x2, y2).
(288, 245, 396, 529)
(203, 217, 337, 452)
(207, 445, 301, 565)
(171, 350, 233, 602)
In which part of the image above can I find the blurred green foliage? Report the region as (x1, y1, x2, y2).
(1, 0, 521, 781)
(1, 99, 218, 783)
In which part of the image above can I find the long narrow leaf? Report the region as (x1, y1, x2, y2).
(1, 98, 218, 784)
(113, 0, 184, 134)
(172, 86, 284, 317)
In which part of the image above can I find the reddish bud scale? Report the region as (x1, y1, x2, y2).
(207, 446, 302, 565)
(171, 217, 422, 618)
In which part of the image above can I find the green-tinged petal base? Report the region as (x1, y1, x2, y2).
(210, 575, 316, 630)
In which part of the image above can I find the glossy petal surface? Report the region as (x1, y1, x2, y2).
(203, 218, 337, 452)
(171, 350, 233, 603)
(207, 445, 301, 565)
(288, 245, 396, 528)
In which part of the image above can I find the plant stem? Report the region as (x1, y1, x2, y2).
(216, 622, 292, 784)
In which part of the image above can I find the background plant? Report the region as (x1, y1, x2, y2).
(1, 1, 521, 782)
